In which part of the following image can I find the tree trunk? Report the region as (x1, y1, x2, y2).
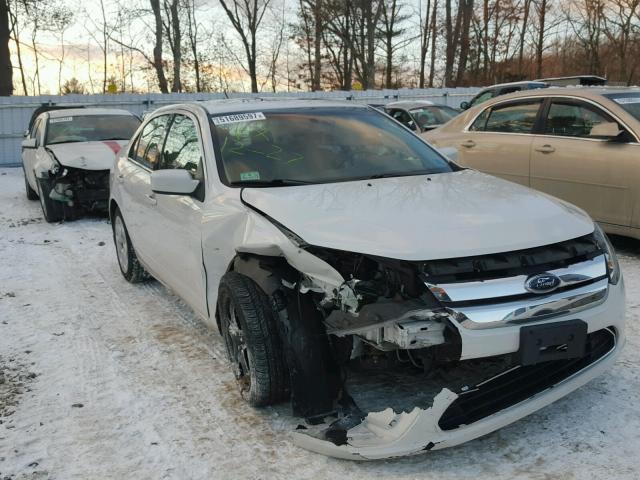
(536, 0, 547, 78)
(312, 0, 322, 90)
(0, 0, 12, 96)
(428, 0, 438, 87)
(169, 0, 181, 92)
(455, 0, 473, 86)
(150, 0, 169, 93)
(418, 0, 431, 89)
(518, 0, 531, 76)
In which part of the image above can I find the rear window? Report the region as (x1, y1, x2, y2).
(410, 106, 458, 128)
(211, 107, 454, 186)
(604, 92, 640, 122)
(473, 101, 542, 134)
(46, 115, 140, 145)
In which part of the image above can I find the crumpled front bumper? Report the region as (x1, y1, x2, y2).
(294, 332, 622, 460)
(293, 280, 625, 460)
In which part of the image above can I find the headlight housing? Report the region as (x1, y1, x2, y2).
(593, 224, 621, 285)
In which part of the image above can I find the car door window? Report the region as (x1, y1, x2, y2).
(499, 86, 522, 96)
(33, 119, 44, 145)
(389, 109, 414, 128)
(134, 114, 171, 169)
(160, 115, 204, 181)
(544, 101, 614, 138)
(482, 101, 542, 134)
(470, 90, 494, 107)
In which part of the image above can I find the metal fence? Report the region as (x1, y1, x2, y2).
(0, 87, 479, 167)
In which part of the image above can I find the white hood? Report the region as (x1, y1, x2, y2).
(241, 170, 595, 261)
(46, 140, 128, 171)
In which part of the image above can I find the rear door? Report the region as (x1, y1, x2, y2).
(453, 99, 543, 186)
(143, 113, 208, 316)
(530, 98, 639, 227)
(117, 114, 172, 272)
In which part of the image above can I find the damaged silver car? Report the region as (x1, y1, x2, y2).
(109, 100, 625, 460)
(22, 107, 140, 222)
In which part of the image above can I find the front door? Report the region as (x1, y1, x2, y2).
(530, 98, 639, 228)
(144, 113, 208, 317)
(118, 114, 172, 273)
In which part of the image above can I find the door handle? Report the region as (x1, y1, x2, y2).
(460, 139, 476, 148)
(535, 144, 556, 154)
(117, 174, 124, 183)
(145, 193, 157, 205)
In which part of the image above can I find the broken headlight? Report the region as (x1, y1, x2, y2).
(594, 223, 620, 285)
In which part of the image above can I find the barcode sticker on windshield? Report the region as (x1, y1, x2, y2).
(212, 112, 266, 126)
(50, 117, 73, 123)
(613, 97, 640, 105)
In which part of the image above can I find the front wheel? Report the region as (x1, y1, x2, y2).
(218, 272, 288, 407)
(112, 208, 148, 283)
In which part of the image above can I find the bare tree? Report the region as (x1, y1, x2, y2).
(379, 0, 411, 88)
(0, 0, 11, 95)
(151, 0, 170, 93)
(218, 0, 272, 93)
(184, 0, 202, 92)
(349, 0, 384, 89)
(603, 0, 640, 84)
(162, 0, 182, 92)
(418, 0, 432, 88)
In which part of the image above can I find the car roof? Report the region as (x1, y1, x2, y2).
(188, 98, 370, 116)
(480, 80, 547, 90)
(481, 86, 640, 103)
(385, 100, 451, 109)
(47, 108, 135, 118)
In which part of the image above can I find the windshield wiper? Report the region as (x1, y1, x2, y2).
(230, 179, 316, 187)
(366, 170, 436, 179)
(100, 137, 128, 141)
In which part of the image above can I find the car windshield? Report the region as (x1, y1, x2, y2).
(604, 92, 640, 122)
(410, 106, 458, 128)
(211, 107, 454, 186)
(46, 115, 140, 145)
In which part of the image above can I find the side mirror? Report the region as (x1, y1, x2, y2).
(590, 122, 623, 140)
(460, 101, 470, 110)
(23, 129, 30, 138)
(151, 169, 200, 196)
(407, 120, 417, 131)
(22, 138, 37, 149)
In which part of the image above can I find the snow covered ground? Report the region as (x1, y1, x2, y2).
(1, 166, 639, 480)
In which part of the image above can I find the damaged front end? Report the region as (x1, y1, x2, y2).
(38, 150, 110, 215)
(232, 223, 622, 460)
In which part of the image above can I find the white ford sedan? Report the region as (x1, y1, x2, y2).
(109, 100, 625, 460)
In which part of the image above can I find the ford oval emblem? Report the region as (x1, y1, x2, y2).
(525, 273, 562, 294)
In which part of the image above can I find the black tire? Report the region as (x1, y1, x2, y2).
(24, 169, 38, 200)
(111, 207, 148, 283)
(218, 272, 288, 407)
(36, 177, 65, 223)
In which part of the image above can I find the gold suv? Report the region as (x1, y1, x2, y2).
(425, 88, 640, 240)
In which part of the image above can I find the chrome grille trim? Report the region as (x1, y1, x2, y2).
(426, 254, 607, 304)
(447, 279, 609, 330)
